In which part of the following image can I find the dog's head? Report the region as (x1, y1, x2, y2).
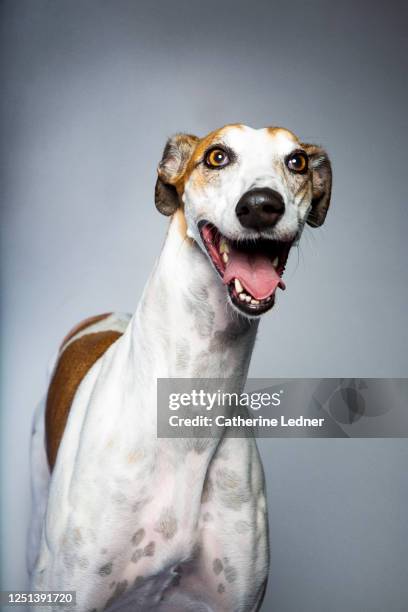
(155, 124, 332, 317)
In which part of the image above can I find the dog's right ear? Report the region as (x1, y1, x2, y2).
(303, 144, 332, 228)
(155, 133, 198, 216)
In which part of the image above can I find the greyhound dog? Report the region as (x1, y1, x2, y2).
(28, 124, 331, 611)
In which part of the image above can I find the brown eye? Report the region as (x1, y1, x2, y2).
(286, 151, 308, 173)
(205, 148, 230, 168)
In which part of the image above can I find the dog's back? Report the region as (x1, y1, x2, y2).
(27, 312, 130, 574)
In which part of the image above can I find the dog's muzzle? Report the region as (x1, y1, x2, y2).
(235, 188, 284, 231)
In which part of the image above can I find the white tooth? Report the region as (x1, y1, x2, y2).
(245, 294, 251, 303)
(219, 239, 229, 254)
(239, 293, 246, 301)
(234, 278, 243, 293)
(266, 296, 271, 302)
(251, 299, 259, 305)
(222, 253, 229, 264)
(272, 257, 279, 268)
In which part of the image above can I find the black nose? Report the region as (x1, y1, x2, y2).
(235, 188, 285, 230)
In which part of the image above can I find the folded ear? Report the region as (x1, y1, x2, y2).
(154, 133, 198, 216)
(303, 144, 332, 228)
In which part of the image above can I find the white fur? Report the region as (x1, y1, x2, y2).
(184, 126, 312, 248)
(29, 226, 267, 611)
(29, 126, 318, 611)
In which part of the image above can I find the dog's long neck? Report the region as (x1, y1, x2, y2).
(129, 210, 258, 384)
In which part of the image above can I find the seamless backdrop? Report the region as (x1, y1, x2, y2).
(1, 1, 408, 611)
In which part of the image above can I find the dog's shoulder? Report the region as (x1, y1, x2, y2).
(45, 312, 131, 471)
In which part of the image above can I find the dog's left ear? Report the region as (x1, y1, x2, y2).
(303, 144, 332, 228)
(155, 133, 198, 216)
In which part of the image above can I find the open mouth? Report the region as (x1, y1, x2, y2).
(198, 221, 293, 316)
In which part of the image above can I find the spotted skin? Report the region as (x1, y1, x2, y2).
(154, 507, 178, 540)
(131, 528, 146, 547)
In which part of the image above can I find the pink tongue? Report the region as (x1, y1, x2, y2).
(223, 246, 285, 300)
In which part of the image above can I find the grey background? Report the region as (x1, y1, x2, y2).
(1, 1, 407, 610)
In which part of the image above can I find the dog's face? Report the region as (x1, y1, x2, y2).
(155, 124, 332, 317)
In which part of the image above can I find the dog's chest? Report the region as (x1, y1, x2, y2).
(89, 439, 264, 612)
(90, 484, 226, 610)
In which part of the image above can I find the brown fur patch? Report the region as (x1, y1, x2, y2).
(171, 209, 189, 240)
(60, 313, 112, 349)
(178, 124, 244, 193)
(46, 329, 122, 470)
(267, 126, 299, 142)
